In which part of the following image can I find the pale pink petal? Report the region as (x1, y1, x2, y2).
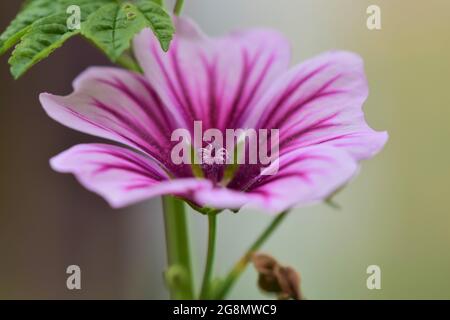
(39, 66, 190, 176)
(133, 17, 291, 131)
(51, 144, 212, 208)
(193, 145, 358, 213)
(245, 51, 388, 161)
(41, 18, 388, 212)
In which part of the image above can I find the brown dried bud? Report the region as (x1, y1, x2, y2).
(252, 253, 302, 300)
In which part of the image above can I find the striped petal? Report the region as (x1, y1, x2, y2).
(51, 144, 212, 208)
(246, 51, 388, 161)
(133, 17, 291, 131)
(194, 145, 358, 213)
(41, 17, 388, 212)
(40, 67, 189, 177)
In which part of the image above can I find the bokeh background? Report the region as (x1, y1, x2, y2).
(1, 0, 449, 299)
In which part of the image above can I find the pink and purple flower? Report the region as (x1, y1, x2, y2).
(40, 17, 387, 213)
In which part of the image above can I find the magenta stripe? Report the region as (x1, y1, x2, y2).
(133, 75, 173, 131)
(225, 48, 252, 128)
(64, 106, 179, 174)
(151, 43, 193, 124)
(92, 163, 156, 179)
(280, 111, 340, 149)
(202, 53, 219, 129)
(99, 79, 168, 139)
(125, 182, 157, 191)
(97, 77, 170, 137)
(92, 99, 165, 152)
(90, 149, 166, 181)
(258, 63, 331, 128)
(170, 45, 198, 121)
(270, 74, 344, 129)
(252, 172, 312, 190)
(236, 52, 275, 128)
(245, 188, 271, 197)
(315, 133, 359, 145)
(65, 107, 151, 153)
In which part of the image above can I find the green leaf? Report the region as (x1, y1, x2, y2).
(4, 0, 115, 78)
(8, 13, 78, 79)
(0, 0, 114, 55)
(0, 0, 61, 54)
(81, 3, 145, 61)
(1, 0, 173, 78)
(133, 0, 174, 52)
(82, 0, 174, 62)
(60, 0, 116, 17)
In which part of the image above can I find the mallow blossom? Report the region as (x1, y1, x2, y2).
(40, 17, 387, 213)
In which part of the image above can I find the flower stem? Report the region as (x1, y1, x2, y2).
(199, 212, 218, 299)
(215, 210, 289, 299)
(162, 196, 195, 299)
(173, 0, 185, 16)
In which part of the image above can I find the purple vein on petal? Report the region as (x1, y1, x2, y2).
(258, 63, 331, 129)
(151, 42, 194, 125)
(96, 76, 171, 138)
(251, 172, 312, 190)
(169, 43, 199, 122)
(243, 154, 332, 191)
(279, 111, 341, 150)
(91, 162, 158, 179)
(200, 52, 219, 129)
(270, 74, 344, 129)
(125, 182, 157, 191)
(63, 104, 175, 176)
(132, 74, 173, 131)
(63, 106, 149, 153)
(237, 51, 276, 128)
(91, 98, 165, 153)
(84, 148, 167, 181)
(225, 48, 252, 128)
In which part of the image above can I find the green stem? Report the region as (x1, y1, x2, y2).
(173, 0, 185, 15)
(215, 210, 289, 299)
(162, 196, 194, 299)
(199, 212, 217, 299)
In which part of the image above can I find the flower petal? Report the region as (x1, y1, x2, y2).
(39, 66, 190, 176)
(246, 51, 388, 161)
(133, 17, 291, 130)
(51, 143, 211, 208)
(193, 145, 358, 213)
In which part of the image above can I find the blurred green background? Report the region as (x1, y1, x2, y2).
(0, 0, 449, 299)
